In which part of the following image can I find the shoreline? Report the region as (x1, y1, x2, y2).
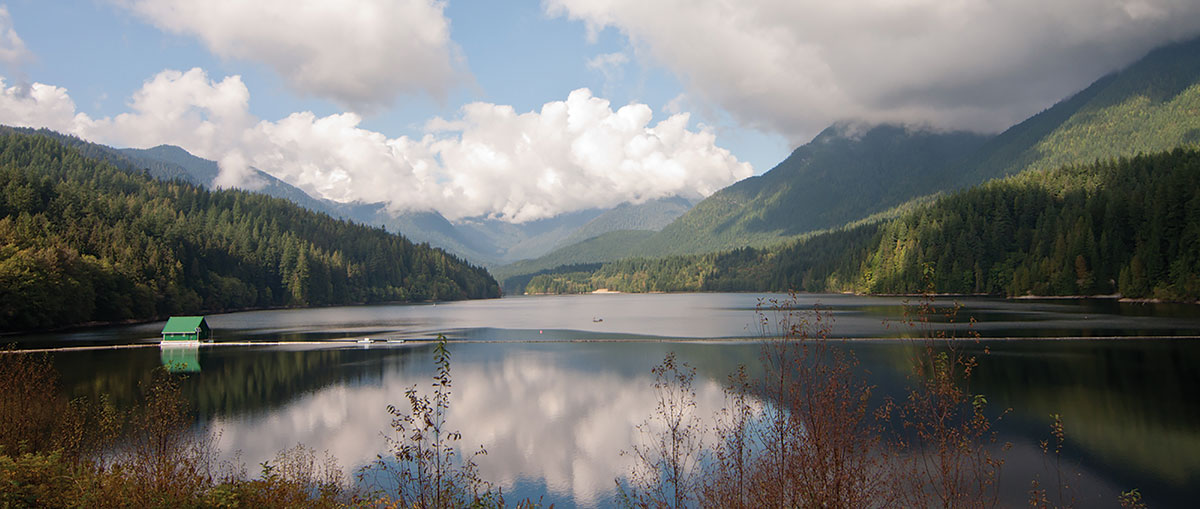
(519, 289, 1200, 305)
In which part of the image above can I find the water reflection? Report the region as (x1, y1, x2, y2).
(160, 345, 201, 372)
(210, 344, 730, 507)
(188, 340, 1200, 507)
(33, 294, 1200, 507)
(967, 339, 1200, 493)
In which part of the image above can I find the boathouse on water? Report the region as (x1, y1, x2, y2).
(161, 316, 211, 343)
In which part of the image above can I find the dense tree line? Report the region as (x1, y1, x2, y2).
(849, 148, 1200, 299)
(0, 133, 499, 332)
(526, 148, 1200, 301)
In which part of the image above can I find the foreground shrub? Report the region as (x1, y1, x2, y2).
(617, 289, 1140, 508)
(359, 336, 504, 508)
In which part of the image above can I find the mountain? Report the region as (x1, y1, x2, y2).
(121, 145, 220, 183)
(639, 124, 991, 254)
(494, 125, 991, 282)
(492, 230, 658, 287)
(556, 196, 694, 248)
(121, 145, 342, 215)
(453, 208, 607, 264)
(958, 35, 1200, 184)
(35, 130, 705, 267)
(0, 131, 499, 332)
(0, 128, 635, 266)
(524, 147, 1200, 302)
(490, 197, 697, 284)
(500, 36, 1200, 290)
(1, 127, 196, 184)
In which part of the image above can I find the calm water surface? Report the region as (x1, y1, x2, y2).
(22, 293, 1200, 507)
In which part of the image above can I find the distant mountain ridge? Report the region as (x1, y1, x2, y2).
(557, 196, 694, 248)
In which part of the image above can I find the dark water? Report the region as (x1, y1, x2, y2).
(20, 294, 1200, 507)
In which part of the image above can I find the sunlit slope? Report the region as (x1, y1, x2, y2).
(960, 35, 1200, 183)
(641, 124, 990, 255)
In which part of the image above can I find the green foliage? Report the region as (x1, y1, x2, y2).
(854, 149, 1200, 299)
(964, 36, 1200, 184)
(0, 132, 499, 331)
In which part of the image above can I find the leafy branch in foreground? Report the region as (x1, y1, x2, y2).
(882, 284, 1010, 508)
(360, 335, 502, 508)
(619, 352, 706, 508)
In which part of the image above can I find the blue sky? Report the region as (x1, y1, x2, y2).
(2, 0, 787, 170)
(1, 1, 1198, 222)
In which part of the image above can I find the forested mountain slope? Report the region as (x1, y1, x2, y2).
(501, 36, 1200, 284)
(2, 127, 685, 267)
(496, 126, 989, 276)
(0, 133, 499, 332)
(525, 148, 1200, 301)
(959, 35, 1200, 184)
(640, 124, 990, 254)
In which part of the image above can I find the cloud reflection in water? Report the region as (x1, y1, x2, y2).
(211, 346, 728, 506)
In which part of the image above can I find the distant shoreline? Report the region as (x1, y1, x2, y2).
(520, 289, 1200, 305)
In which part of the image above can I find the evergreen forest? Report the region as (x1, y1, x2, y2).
(0, 133, 499, 332)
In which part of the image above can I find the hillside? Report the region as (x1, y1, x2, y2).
(525, 148, 1200, 301)
(492, 230, 658, 289)
(2, 127, 684, 267)
(960, 35, 1200, 184)
(0, 132, 499, 332)
(640, 124, 991, 254)
(555, 196, 694, 248)
(494, 126, 990, 279)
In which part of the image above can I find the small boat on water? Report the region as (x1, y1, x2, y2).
(592, 317, 603, 323)
(357, 337, 374, 344)
(387, 339, 406, 344)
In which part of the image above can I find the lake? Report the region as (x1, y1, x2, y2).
(22, 293, 1200, 507)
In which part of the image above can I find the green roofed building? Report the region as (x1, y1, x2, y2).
(161, 316, 211, 343)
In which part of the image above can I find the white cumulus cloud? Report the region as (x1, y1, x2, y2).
(0, 69, 751, 223)
(424, 89, 750, 221)
(113, 0, 464, 111)
(0, 78, 96, 134)
(546, 0, 1200, 143)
